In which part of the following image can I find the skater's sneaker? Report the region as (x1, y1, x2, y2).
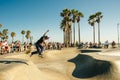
(38, 54, 44, 58)
(30, 53, 33, 57)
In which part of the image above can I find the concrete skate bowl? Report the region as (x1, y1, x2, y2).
(0, 58, 46, 80)
(29, 48, 80, 63)
(1, 48, 120, 80)
(0, 48, 79, 80)
(68, 54, 120, 80)
(0, 57, 70, 80)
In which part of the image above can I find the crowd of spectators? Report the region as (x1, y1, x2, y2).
(0, 40, 35, 55)
(0, 40, 63, 55)
(46, 42, 63, 50)
(0, 40, 118, 55)
(78, 40, 117, 49)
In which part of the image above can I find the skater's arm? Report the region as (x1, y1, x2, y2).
(42, 41, 46, 46)
(43, 30, 49, 36)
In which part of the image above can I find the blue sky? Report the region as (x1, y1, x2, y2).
(0, 0, 120, 43)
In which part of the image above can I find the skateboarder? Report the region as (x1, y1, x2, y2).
(30, 30, 49, 57)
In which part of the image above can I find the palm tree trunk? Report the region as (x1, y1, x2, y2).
(22, 35, 24, 44)
(12, 37, 14, 42)
(65, 30, 67, 46)
(98, 22, 100, 45)
(66, 21, 68, 47)
(64, 29, 67, 47)
(70, 30, 72, 46)
(68, 29, 70, 47)
(63, 31, 65, 44)
(78, 22, 80, 44)
(66, 30, 68, 47)
(67, 27, 70, 47)
(73, 23, 75, 46)
(93, 26, 95, 43)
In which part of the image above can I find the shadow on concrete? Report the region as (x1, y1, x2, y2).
(0, 60, 28, 65)
(68, 54, 111, 78)
(80, 49, 101, 53)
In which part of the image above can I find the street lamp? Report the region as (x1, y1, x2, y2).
(117, 23, 119, 47)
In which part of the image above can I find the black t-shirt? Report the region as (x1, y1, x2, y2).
(36, 36, 45, 44)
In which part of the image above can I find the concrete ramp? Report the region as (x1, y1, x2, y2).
(0, 58, 50, 80)
(0, 58, 70, 80)
(1, 48, 120, 80)
(79, 53, 120, 80)
(0, 51, 72, 80)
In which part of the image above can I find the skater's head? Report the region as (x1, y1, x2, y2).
(44, 36, 49, 40)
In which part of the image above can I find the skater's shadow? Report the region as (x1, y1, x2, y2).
(68, 54, 111, 78)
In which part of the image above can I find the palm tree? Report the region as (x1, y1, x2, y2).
(71, 9, 78, 46)
(76, 11, 84, 44)
(26, 30, 31, 34)
(88, 14, 96, 43)
(60, 19, 66, 44)
(95, 12, 103, 45)
(11, 32, 16, 42)
(60, 8, 71, 47)
(68, 19, 72, 46)
(21, 30, 26, 44)
(2, 29, 8, 40)
(0, 32, 3, 36)
(0, 24, 2, 40)
(26, 30, 31, 42)
(25, 34, 30, 43)
(0, 24, 2, 28)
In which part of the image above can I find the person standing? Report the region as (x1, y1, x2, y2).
(104, 40, 109, 48)
(30, 30, 49, 57)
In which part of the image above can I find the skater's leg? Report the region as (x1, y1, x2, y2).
(35, 44, 42, 55)
(30, 44, 40, 57)
(30, 51, 38, 57)
(40, 45, 44, 54)
(38, 45, 44, 58)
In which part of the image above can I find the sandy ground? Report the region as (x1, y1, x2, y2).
(0, 47, 120, 80)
